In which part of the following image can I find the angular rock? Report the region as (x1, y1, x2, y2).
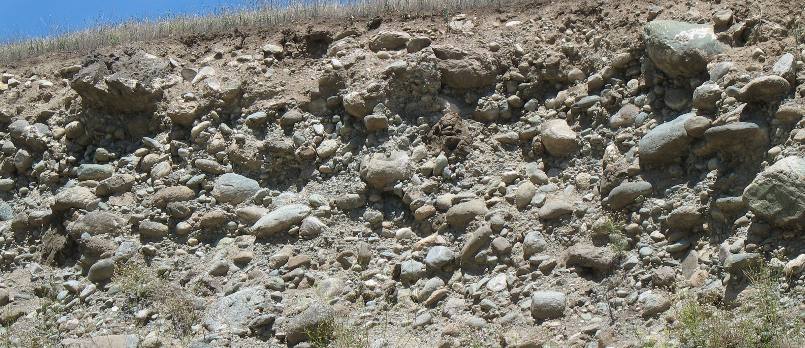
(639, 291, 671, 317)
(203, 287, 272, 334)
(70, 51, 169, 113)
(425, 246, 456, 269)
(400, 260, 426, 283)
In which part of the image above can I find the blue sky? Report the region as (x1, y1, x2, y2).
(0, 0, 259, 43)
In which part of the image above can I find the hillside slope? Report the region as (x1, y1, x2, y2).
(0, 0, 804, 347)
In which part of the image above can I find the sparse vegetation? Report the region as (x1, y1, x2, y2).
(9, 282, 65, 348)
(112, 261, 200, 341)
(0, 0, 513, 63)
(673, 263, 804, 348)
(306, 316, 370, 348)
(113, 261, 162, 305)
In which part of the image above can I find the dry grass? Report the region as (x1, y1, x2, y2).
(0, 0, 511, 64)
(672, 263, 804, 348)
(113, 262, 200, 340)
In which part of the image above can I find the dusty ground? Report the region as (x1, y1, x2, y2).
(0, 0, 804, 347)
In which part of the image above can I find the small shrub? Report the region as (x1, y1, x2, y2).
(112, 261, 201, 342)
(672, 263, 804, 348)
(306, 316, 369, 348)
(162, 290, 200, 339)
(113, 262, 161, 305)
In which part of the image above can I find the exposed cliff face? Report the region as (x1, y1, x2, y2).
(0, 0, 804, 346)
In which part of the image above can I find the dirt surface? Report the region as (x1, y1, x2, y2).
(0, 0, 804, 347)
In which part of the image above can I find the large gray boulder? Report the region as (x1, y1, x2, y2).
(71, 51, 170, 114)
(638, 113, 694, 166)
(701, 122, 768, 154)
(743, 156, 805, 228)
(644, 20, 724, 77)
(212, 173, 260, 205)
(251, 204, 311, 237)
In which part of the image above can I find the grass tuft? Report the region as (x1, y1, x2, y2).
(672, 262, 804, 348)
(112, 261, 199, 340)
(306, 316, 370, 348)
